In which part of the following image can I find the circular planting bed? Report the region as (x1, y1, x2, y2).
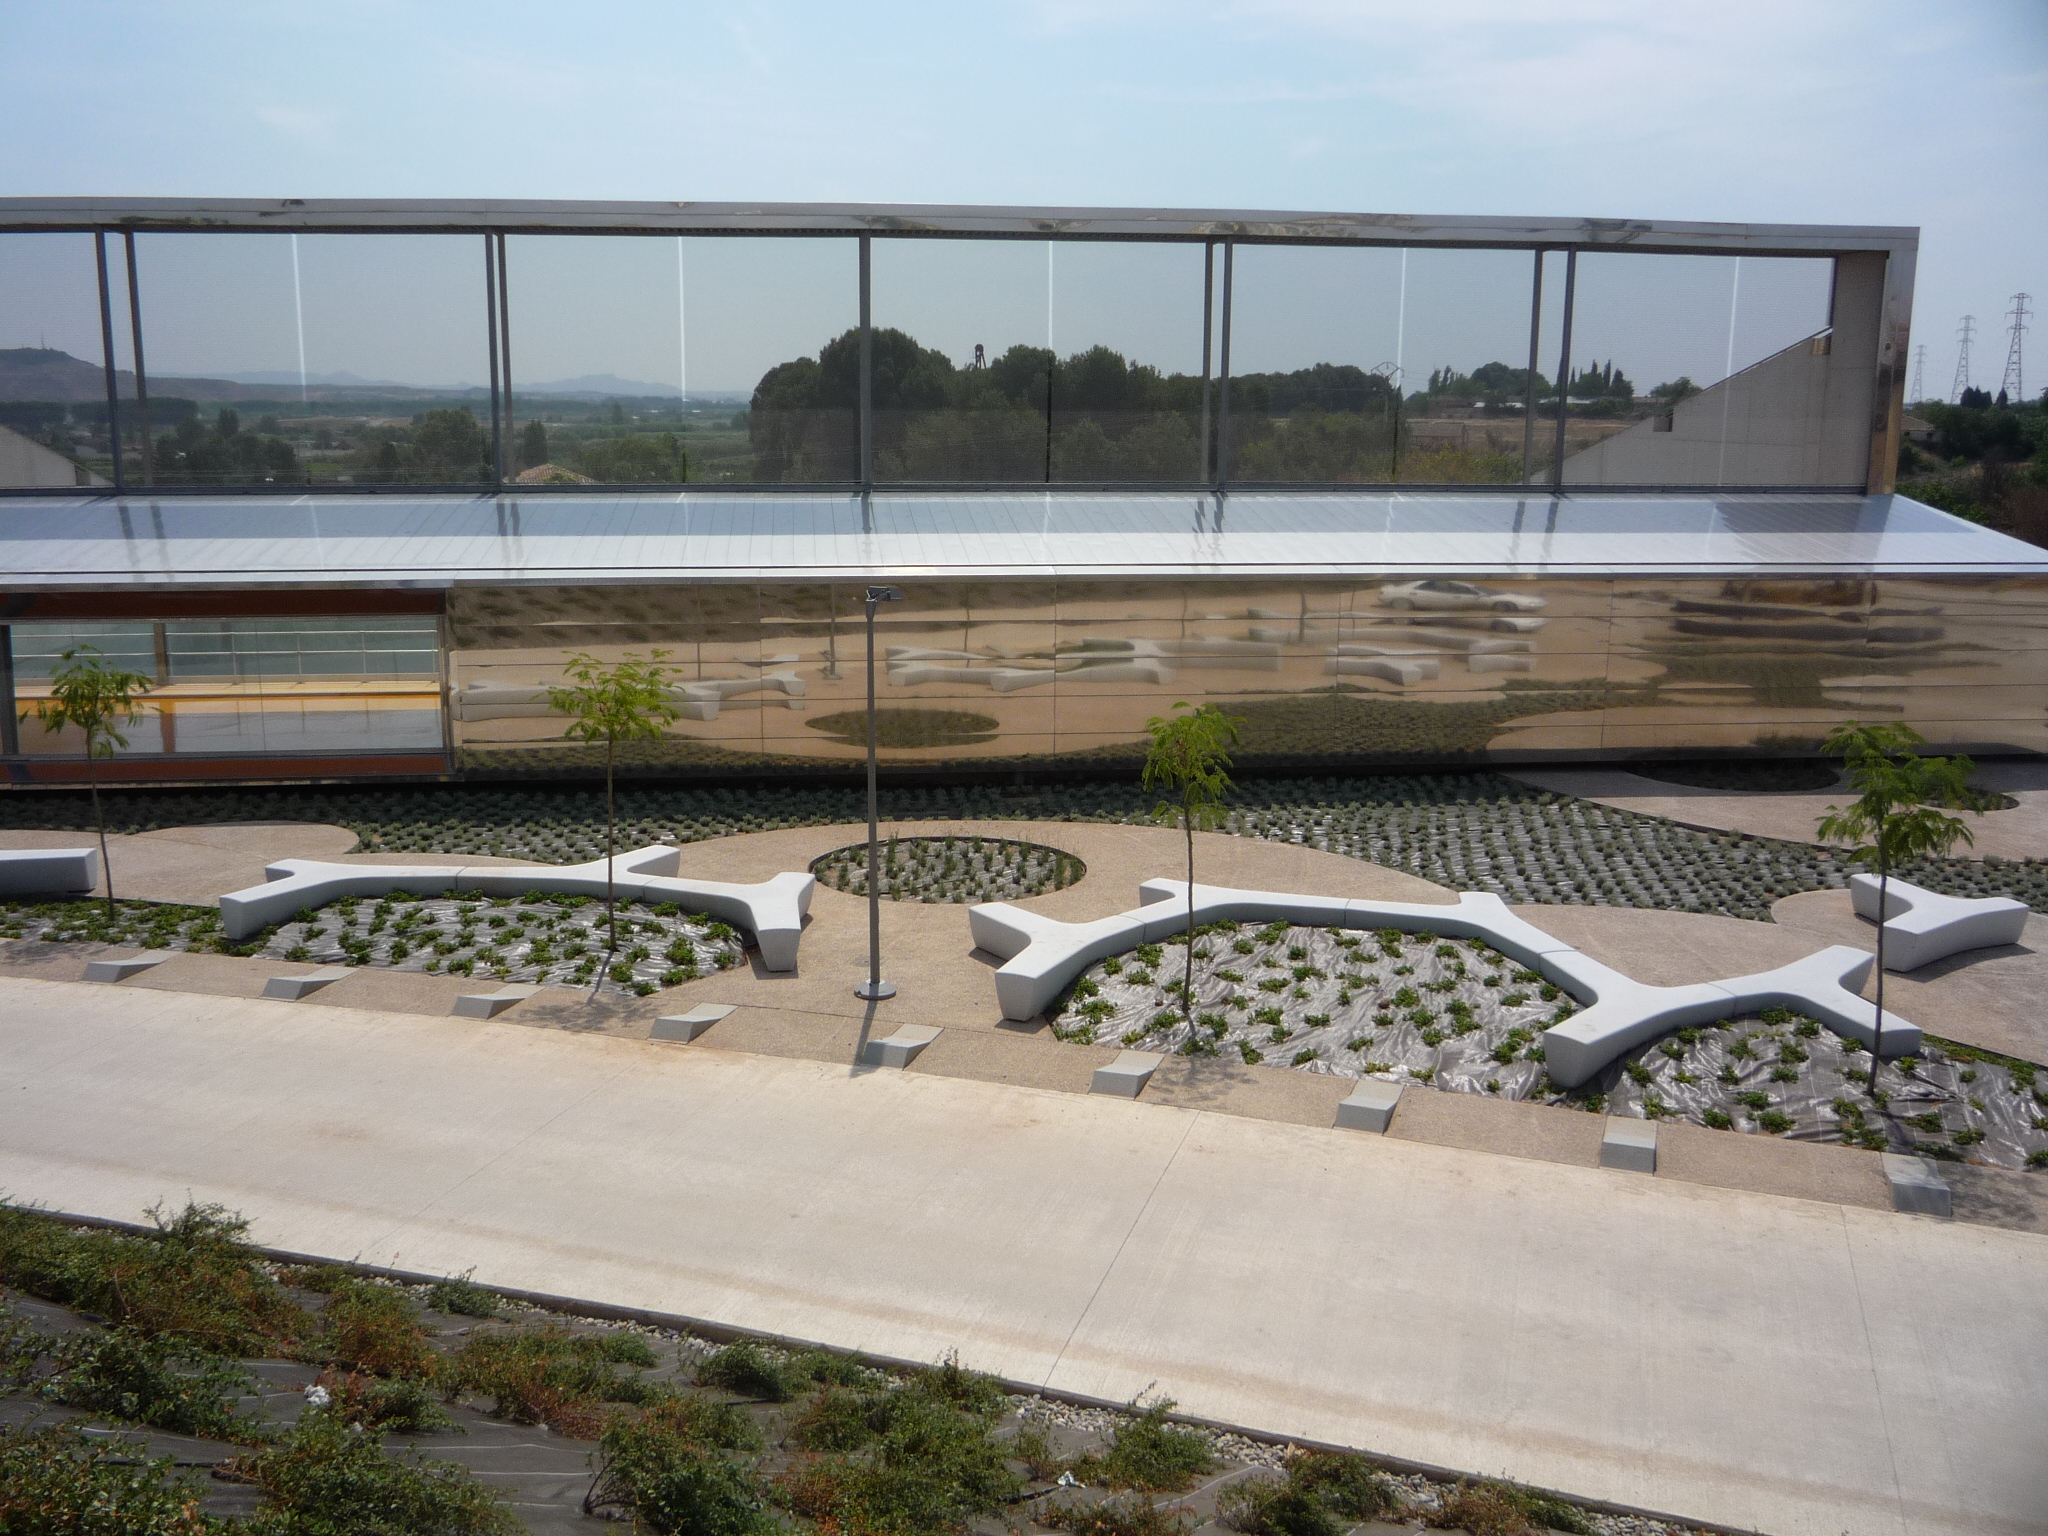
(805, 708, 1000, 748)
(1054, 921, 2048, 1169)
(810, 836, 1084, 903)
(257, 891, 747, 995)
(1627, 758, 1843, 793)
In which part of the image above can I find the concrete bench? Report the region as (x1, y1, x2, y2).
(217, 845, 814, 972)
(262, 966, 352, 1000)
(972, 877, 1925, 1088)
(861, 1025, 941, 1069)
(651, 1004, 734, 1042)
(1091, 1050, 1162, 1098)
(83, 950, 170, 982)
(1850, 874, 2029, 972)
(1600, 1118, 1657, 1173)
(1881, 1153, 1952, 1217)
(453, 984, 542, 1019)
(1334, 1080, 1401, 1133)
(0, 847, 98, 897)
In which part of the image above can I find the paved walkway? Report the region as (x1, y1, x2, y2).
(1506, 761, 2048, 859)
(1, 976, 2040, 1536)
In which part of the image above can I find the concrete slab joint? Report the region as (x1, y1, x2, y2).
(262, 966, 352, 1001)
(453, 985, 542, 1020)
(1091, 1050, 1163, 1098)
(1335, 1080, 1401, 1133)
(216, 846, 816, 971)
(1881, 1153, 1953, 1218)
(1850, 873, 2029, 972)
(82, 951, 171, 983)
(1600, 1117, 1658, 1173)
(862, 1025, 942, 1069)
(971, 878, 1923, 1086)
(651, 1005, 735, 1043)
(0, 847, 98, 897)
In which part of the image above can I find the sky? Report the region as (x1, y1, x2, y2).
(2, 0, 2044, 400)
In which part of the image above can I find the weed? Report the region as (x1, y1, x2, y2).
(779, 1388, 1019, 1536)
(1292, 1049, 1317, 1066)
(697, 1339, 810, 1402)
(1703, 1109, 1734, 1130)
(1423, 1477, 1593, 1535)
(1239, 1042, 1263, 1064)
(224, 1409, 517, 1534)
(40, 1326, 253, 1440)
(324, 1369, 461, 1435)
(2028, 1150, 2048, 1168)
(1219, 1478, 1340, 1536)
(1757, 1110, 1795, 1134)
(1043, 1494, 1194, 1536)
(1075, 1401, 1217, 1493)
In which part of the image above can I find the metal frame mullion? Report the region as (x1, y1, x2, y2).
(122, 232, 153, 487)
(859, 235, 874, 493)
(1216, 241, 1234, 492)
(485, 235, 504, 487)
(495, 233, 513, 482)
(93, 232, 124, 492)
(1521, 248, 1544, 485)
(1550, 249, 1578, 492)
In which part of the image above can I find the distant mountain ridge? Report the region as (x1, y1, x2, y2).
(0, 349, 744, 405)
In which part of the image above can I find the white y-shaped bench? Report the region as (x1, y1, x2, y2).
(217, 845, 815, 971)
(0, 847, 99, 896)
(969, 878, 1917, 1087)
(1850, 874, 2029, 972)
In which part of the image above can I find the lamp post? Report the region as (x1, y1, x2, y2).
(856, 584, 904, 1001)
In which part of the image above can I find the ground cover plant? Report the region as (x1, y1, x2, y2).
(1054, 923, 2048, 1169)
(811, 835, 1085, 903)
(7, 772, 2043, 921)
(0, 895, 252, 953)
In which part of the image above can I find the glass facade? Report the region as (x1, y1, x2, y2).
(8, 617, 442, 761)
(0, 202, 1915, 496)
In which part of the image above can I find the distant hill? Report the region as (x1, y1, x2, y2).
(0, 347, 250, 402)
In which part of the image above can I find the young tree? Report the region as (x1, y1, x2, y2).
(1815, 721, 1986, 1097)
(23, 646, 156, 918)
(1143, 701, 1244, 1032)
(549, 651, 681, 947)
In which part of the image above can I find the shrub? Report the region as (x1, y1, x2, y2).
(779, 1386, 1020, 1536)
(0, 1422, 216, 1536)
(318, 1281, 439, 1379)
(426, 1273, 499, 1318)
(224, 1410, 516, 1534)
(447, 1325, 663, 1435)
(1080, 1401, 1216, 1492)
(697, 1340, 809, 1402)
(324, 1369, 460, 1435)
(0, 1201, 304, 1356)
(1288, 1450, 1399, 1519)
(40, 1327, 253, 1439)
(1218, 1479, 1338, 1536)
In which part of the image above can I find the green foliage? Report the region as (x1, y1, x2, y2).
(325, 1370, 461, 1435)
(425, 1272, 499, 1319)
(40, 1326, 254, 1440)
(225, 1411, 517, 1535)
(446, 1325, 664, 1433)
(697, 1340, 829, 1403)
(1818, 722, 1985, 874)
(1079, 1400, 1217, 1493)
(1042, 1494, 1194, 1536)
(1423, 1478, 1594, 1535)
(0, 1201, 304, 1355)
(316, 1281, 438, 1379)
(1222, 1449, 1401, 1536)
(0, 1421, 220, 1536)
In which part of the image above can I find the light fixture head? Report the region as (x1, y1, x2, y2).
(865, 585, 904, 606)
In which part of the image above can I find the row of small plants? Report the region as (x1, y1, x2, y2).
(0, 1200, 1665, 1536)
(1057, 925, 2048, 1170)
(810, 836, 1086, 904)
(257, 890, 746, 994)
(6, 772, 2044, 919)
(0, 896, 258, 955)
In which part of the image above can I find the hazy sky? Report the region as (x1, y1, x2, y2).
(2, 1, 2042, 400)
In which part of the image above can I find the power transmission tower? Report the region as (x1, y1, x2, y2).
(1910, 344, 1926, 403)
(2001, 293, 2030, 404)
(1950, 316, 1975, 403)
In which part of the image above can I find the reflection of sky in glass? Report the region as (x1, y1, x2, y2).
(1, 228, 1835, 400)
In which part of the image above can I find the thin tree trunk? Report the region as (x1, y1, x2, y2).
(1871, 860, 1887, 1102)
(1184, 794, 1196, 1027)
(89, 738, 112, 920)
(605, 734, 617, 952)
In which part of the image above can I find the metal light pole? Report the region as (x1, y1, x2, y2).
(856, 584, 904, 1001)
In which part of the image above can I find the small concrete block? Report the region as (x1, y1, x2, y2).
(1600, 1117, 1658, 1173)
(262, 966, 353, 1001)
(1091, 1049, 1164, 1098)
(1334, 1080, 1402, 1133)
(1882, 1153, 1952, 1218)
(452, 984, 543, 1019)
(861, 1025, 942, 1069)
(83, 951, 171, 983)
(651, 1004, 735, 1042)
